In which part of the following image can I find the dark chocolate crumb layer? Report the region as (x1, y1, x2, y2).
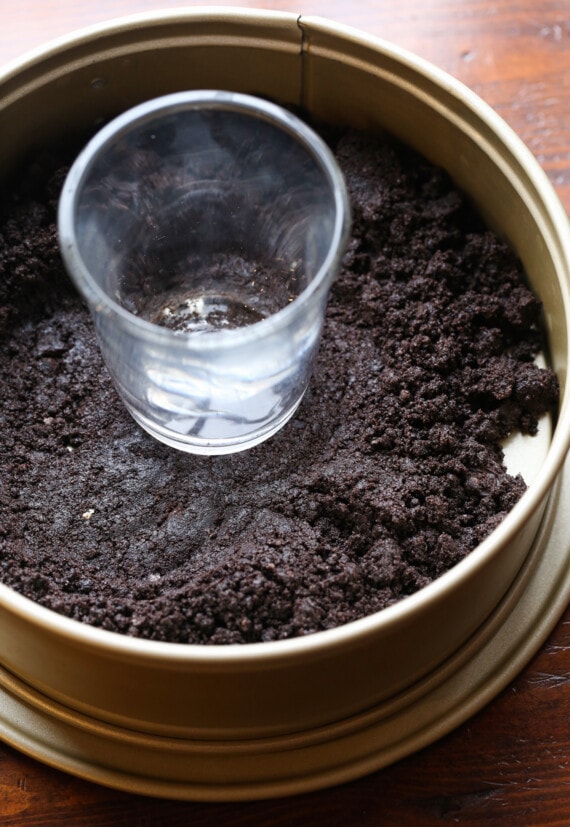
(0, 130, 558, 644)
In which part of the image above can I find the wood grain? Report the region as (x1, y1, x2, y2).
(1, 2, 570, 824)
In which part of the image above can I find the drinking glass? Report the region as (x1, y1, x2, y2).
(58, 90, 350, 454)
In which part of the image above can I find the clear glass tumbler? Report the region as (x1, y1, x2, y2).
(58, 90, 350, 454)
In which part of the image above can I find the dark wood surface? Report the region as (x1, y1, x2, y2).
(2, 2, 570, 824)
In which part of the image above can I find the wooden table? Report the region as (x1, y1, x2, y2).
(1, 1, 570, 824)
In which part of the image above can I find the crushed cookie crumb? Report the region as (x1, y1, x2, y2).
(0, 126, 558, 644)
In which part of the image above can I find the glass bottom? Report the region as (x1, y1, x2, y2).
(127, 395, 304, 455)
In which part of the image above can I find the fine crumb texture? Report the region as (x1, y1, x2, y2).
(0, 130, 559, 644)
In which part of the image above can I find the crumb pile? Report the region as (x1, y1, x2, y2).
(0, 130, 558, 643)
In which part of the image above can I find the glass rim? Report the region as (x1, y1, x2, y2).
(57, 89, 351, 350)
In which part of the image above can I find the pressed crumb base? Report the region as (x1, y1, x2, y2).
(1, 468, 568, 798)
(0, 128, 559, 644)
